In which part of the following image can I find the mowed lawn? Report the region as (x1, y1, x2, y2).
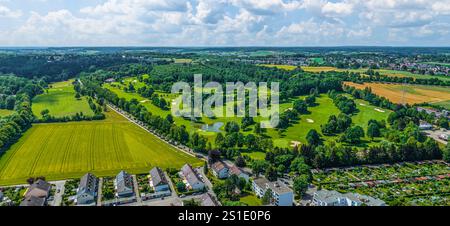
(344, 82, 450, 105)
(266, 95, 390, 148)
(32, 80, 94, 118)
(0, 109, 202, 185)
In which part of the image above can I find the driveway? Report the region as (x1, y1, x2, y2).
(50, 180, 66, 206)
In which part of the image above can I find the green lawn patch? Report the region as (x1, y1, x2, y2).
(0, 109, 202, 186)
(32, 80, 94, 118)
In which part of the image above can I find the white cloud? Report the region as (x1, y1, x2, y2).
(0, 4, 21, 18)
(322, 1, 354, 17)
(0, 0, 449, 46)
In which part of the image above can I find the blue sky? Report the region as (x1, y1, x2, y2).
(0, 0, 449, 46)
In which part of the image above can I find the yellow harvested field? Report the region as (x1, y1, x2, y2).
(344, 82, 450, 105)
(259, 64, 298, 71)
(301, 66, 339, 72)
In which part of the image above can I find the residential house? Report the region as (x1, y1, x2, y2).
(20, 179, 51, 206)
(417, 107, 450, 119)
(252, 177, 294, 206)
(105, 78, 116, 83)
(20, 196, 46, 207)
(313, 190, 386, 206)
(200, 193, 220, 206)
(180, 164, 205, 191)
(229, 165, 250, 181)
(149, 167, 170, 192)
(115, 171, 134, 198)
(211, 161, 229, 179)
(76, 173, 99, 205)
(24, 179, 51, 199)
(439, 133, 449, 141)
(419, 121, 433, 130)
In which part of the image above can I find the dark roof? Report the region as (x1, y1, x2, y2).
(181, 164, 202, 186)
(200, 193, 219, 206)
(31, 179, 51, 192)
(25, 179, 51, 198)
(20, 196, 46, 206)
(116, 171, 133, 194)
(211, 161, 228, 173)
(229, 166, 244, 176)
(149, 167, 168, 187)
(78, 173, 98, 196)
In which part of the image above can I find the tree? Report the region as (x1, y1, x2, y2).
(203, 162, 208, 174)
(306, 129, 321, 146)
(251, 160, 269, 176)
(265, 165, 278, 182)
(176, 181, 186, 192)
(438, 117, 449, 129)
(293, 175, 309, 197)
(342, 126, 365, 144)
(261, 189, 273, 205)
(293, 99, 308, 114)
(254, 123, 262, 134)
(367, 122, 381, 140)
(443, 143, 450, 163)
(75, 92, 81, 99)
(215, 133, 225, 148)
(225, 121, 240, 133)
(40, 109, 50, 117)
(305, 95, 316, 107)
(235, 156, 246, 167)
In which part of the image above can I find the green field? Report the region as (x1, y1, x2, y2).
(32, 80, 95, 118)
(0, 109, 202, 185)
(104, 76, 390, 151)
(421, 62, 450, 67)
(0, 109, 14, 117)
(266, 95, 391, 148)
(433, 100, 450, 110)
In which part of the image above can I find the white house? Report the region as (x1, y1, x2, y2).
(252, 177, 294, 206)
(149, 167, 170, 192)
(115, 171, 134, 198)
(313, 190, 386, 206)
(180, 164, 205, 191)
(419, 121, 433, 130)
(76, 173, 98, 205)
(211, 161, 229, 179)
(229, 165, 250, 181)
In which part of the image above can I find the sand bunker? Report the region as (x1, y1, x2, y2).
(359, 103, 367, 106)
(374, 108, 385, 113)
(306, 119, 314, 123)
(140, 99, 149, 103)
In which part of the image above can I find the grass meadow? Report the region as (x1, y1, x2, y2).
(32, 80, 94, 118)
(0, 109, 202, 185)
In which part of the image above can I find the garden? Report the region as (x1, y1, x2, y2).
(61, 179, 79, 206)
(313, 161, 450, 206)
(0, 186, 27, 206)
(136, 174, 154, 197)
(102, 177, 116, 201)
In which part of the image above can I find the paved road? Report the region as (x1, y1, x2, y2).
(97, 178, 103, 206)
(425, 129, 449, 145)
(132, 175, 142, 205)
(50, 180, 66, 206)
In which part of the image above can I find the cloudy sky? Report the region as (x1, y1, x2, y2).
(0, 0, 449, 46)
